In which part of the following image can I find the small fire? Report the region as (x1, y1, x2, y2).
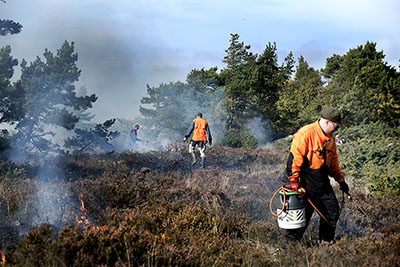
(79, 193, 86, 212)
(75, 193, 90, 227)
(0, 250, 5, 264)
(160, 233, 169, 241)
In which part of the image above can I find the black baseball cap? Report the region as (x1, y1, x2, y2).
(321, 107, 342, 126)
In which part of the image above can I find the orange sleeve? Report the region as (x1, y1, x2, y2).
(288, 131, 309, 182)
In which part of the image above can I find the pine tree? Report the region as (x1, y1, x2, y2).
(0, 1, 22, 36)
(321, 41, 400, 128)
(11, 41, 98, 155)
(220, 33, 256, 132)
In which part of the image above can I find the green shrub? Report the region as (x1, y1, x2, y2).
(337, 121, 400, 197)
(222, 128, 258, 148)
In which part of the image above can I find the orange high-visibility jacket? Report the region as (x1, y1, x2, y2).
(192, 118, 208, 141)
(286, 120, 344, 195)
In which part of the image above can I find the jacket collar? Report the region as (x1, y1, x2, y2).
(315, 120, 329, 142)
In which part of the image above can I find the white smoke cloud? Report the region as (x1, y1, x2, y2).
(3, 0, 399, 123)
(248, 117, 272, 147)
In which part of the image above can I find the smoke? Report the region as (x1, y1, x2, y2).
(248, 117, 273, 147)
(175, 89, 227, 145)
(4, 60, 105, 232)
(110, 134, 164, 153)
(30, 162, 70, 227)
(13, 157, 77, 233)
(123, 86, 227, 152)
(110, 121, 187, 153)
(111, 87, 276, 152)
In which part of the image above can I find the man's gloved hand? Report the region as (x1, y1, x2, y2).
(339, 181, 349, 193)
(209, 140, 212, 146)
(297, 187, 306, 198)
(289, 181, 299, 192)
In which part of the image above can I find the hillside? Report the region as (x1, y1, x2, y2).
(0, 144, 399, 266)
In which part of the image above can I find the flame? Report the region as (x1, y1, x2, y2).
(160, 233, 169, 241)
(75, 193, 90, 227)
(0, 250, 5, 264)
(74, 194, 101, 231)
(79, 193, 86, 212)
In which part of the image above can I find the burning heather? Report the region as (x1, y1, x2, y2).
(0, 146, 399, 266)
(75, 193, 91, 227)
(0, 250, 4, 264)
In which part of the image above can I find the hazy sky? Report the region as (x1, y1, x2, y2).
(2, 0, 399, 122)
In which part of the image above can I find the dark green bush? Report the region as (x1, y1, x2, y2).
(337, 122, 400, 197)
(222, 128, 258, 148)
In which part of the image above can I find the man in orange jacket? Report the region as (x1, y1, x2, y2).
(184, 113, 212, 168)
(283, 107, 350, 243)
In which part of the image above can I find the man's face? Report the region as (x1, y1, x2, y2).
(328, 121, 339, 134)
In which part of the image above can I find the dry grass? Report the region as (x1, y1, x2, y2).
(0, 146, 399, 266)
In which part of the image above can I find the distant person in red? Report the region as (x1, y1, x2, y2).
(184, 113, 212, 168)
(128, 124, 141, 149)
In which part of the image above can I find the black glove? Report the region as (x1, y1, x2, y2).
(339, 181, 349, 193)
(209, 139, 212, 146)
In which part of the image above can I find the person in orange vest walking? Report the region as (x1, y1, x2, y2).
(184, 113, 212, 168)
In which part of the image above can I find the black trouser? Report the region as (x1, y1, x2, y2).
(284, 189, 339, 243)
(189, 140, 206, 157)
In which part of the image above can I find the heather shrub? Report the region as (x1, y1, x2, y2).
(280, 233, 400, 266)
(2, 146, 400, 266)
(7, 203, 273, 266)
(0, 176, 36, 223)
(207, 145, 283, 170)
(63, 151, 190, 182)
(0, 161, 37, 180)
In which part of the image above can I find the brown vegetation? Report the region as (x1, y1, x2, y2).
(0, 146, 399, 266)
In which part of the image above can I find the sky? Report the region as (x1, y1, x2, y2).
(2, 0, 400, 122)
